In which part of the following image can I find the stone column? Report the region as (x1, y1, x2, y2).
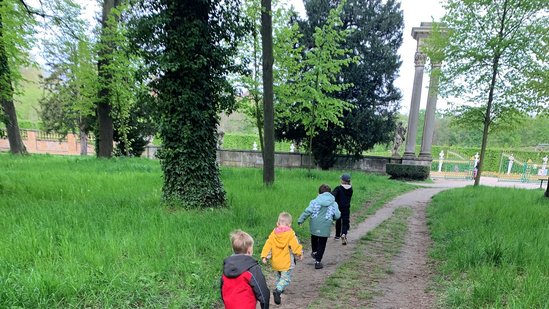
(403, 51, 426, 160)
(419, 63, 441, 159)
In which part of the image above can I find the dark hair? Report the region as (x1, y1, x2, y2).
(318, 184, 331, 194)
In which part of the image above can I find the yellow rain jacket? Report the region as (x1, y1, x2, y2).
(261, 226, 303, 271)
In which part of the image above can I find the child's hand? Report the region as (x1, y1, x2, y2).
(262, 258, 267, 264)
(298, 255, 303, 261)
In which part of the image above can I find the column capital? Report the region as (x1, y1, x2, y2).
(414, 51, 426, 66)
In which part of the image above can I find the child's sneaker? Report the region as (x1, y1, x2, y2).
(341, 234, 347, 245)
(273, 289, 282, 305)
(315, 261, 323, 269)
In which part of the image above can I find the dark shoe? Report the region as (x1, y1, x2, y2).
(311, 251, 317, 259)
(334, 236, 340, 240)
(342, 234, 347, 245)
(273, 289, 282, 305)
(315, 261, 323, 269)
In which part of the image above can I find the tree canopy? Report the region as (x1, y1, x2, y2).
(428, 0, 549, 185)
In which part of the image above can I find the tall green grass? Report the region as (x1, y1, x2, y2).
(0, 154, 413, 307)
(428, 187, 549, 308)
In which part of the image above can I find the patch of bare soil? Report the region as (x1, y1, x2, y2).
(261, 188, 448, 308)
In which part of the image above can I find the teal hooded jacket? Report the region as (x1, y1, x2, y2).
(298, 192, 341, 237)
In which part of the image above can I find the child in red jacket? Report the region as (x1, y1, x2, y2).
(221, 230, 270, 309)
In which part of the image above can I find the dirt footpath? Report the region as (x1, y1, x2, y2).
(263, 178, 540, 308)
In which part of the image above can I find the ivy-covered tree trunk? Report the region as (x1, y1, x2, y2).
(261, 0, 275, 185)
(132, 0, 245, 207)
(96, 0, 121, 158)
(0, 6, 26, 155)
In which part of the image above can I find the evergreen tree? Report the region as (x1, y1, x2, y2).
(131, 0, 246, 207)
(288, 0, 404, 168)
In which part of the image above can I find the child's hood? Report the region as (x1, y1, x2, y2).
(223, 254, 257, 278)
(315, 192, 336, 206)
(270, 227, 295, 248)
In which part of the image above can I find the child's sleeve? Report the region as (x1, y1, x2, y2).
(249, 264, 270, 309)
(332, 202, 341, 220)
(289, 232, 303, 256)
(297, 201, 314, 224)
(260, 234, 272, 259)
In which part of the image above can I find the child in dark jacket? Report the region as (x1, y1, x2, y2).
(298, 184, 341, 270)
(221, 230, 270, 309)
(332, 173, 353, 245)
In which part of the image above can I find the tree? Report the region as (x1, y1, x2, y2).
(0, 0, 36, 154)
(276, 1, 357, 168)
(429, 0, 549, 186)
(261, 0, 275, 185)
(39, 0, 97, 155)
(281, 0, 404, 168)
(131, 0, 246, 207)
(96, 0, 122, 158)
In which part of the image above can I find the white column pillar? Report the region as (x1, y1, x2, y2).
(419, 63, 441, 159)
(403, 51, 426, 160)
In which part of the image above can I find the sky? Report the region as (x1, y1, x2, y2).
(289, 0, 446, 114)
(37, 0, 446, 115)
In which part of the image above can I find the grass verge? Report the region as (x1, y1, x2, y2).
(0, 154, 413, 308)
(428, 186, 549, 308)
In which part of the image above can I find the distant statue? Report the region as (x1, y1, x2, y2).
(216, 130, 225, 149)
(392, 122, 406, 157)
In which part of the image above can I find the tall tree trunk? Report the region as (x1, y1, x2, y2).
(0, 7, 27, 155)
(96, 0, 120, 158)
(475, 0, 508, 186)
(261, 0, 274, 185)
(79, 123, 88, 156)
(545, 177, 549, 198)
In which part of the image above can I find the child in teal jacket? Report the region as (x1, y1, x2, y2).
(298, 184, 341, 269)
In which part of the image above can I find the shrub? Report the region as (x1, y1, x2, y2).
(386, 163, 430, 180)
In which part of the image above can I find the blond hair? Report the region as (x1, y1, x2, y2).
(230, 230, 254, 254)
(277, 212, 293, 226)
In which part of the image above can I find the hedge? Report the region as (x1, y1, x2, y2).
(386, 163, 430, 180)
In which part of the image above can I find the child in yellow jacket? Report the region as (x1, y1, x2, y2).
(261, 212, 303, 305)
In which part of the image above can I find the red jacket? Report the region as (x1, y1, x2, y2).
(221, 254, 270, 309)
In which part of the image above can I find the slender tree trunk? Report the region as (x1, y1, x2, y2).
(0, 8, 27, 155)
(96, 0, 120, 158)
(475, 0, 508, 186)
(545, 177, 549, 197)
(252, 19, 265, 158)
(79, 124, 88, 156)
(261, 0, 275, 185)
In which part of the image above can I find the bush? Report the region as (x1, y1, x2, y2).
(386, 163, 430, 180)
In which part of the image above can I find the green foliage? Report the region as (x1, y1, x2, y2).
(278, 0, 404, 168)
(428, 187, 549, 307)
(0, 154, 414, 307)
(385, 163, 430, 180)
(131, 1, 247, 208)
(428, 0, 549, 183)
(39, 3, 97, 138)
(275, 1, 358, 158)
(431, 145, 549, 172)
(0, 0, 35, 102)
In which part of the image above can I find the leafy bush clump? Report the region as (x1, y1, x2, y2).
(386, 163, 430, 180)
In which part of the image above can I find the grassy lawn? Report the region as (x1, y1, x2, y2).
(0, 154, 413, 308)
(428, 187, 549, 308)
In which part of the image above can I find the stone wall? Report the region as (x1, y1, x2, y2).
(143, 146, 400, 173)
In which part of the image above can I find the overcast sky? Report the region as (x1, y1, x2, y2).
(289, 0, 446, 114)
(53, 0, 446, 115)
